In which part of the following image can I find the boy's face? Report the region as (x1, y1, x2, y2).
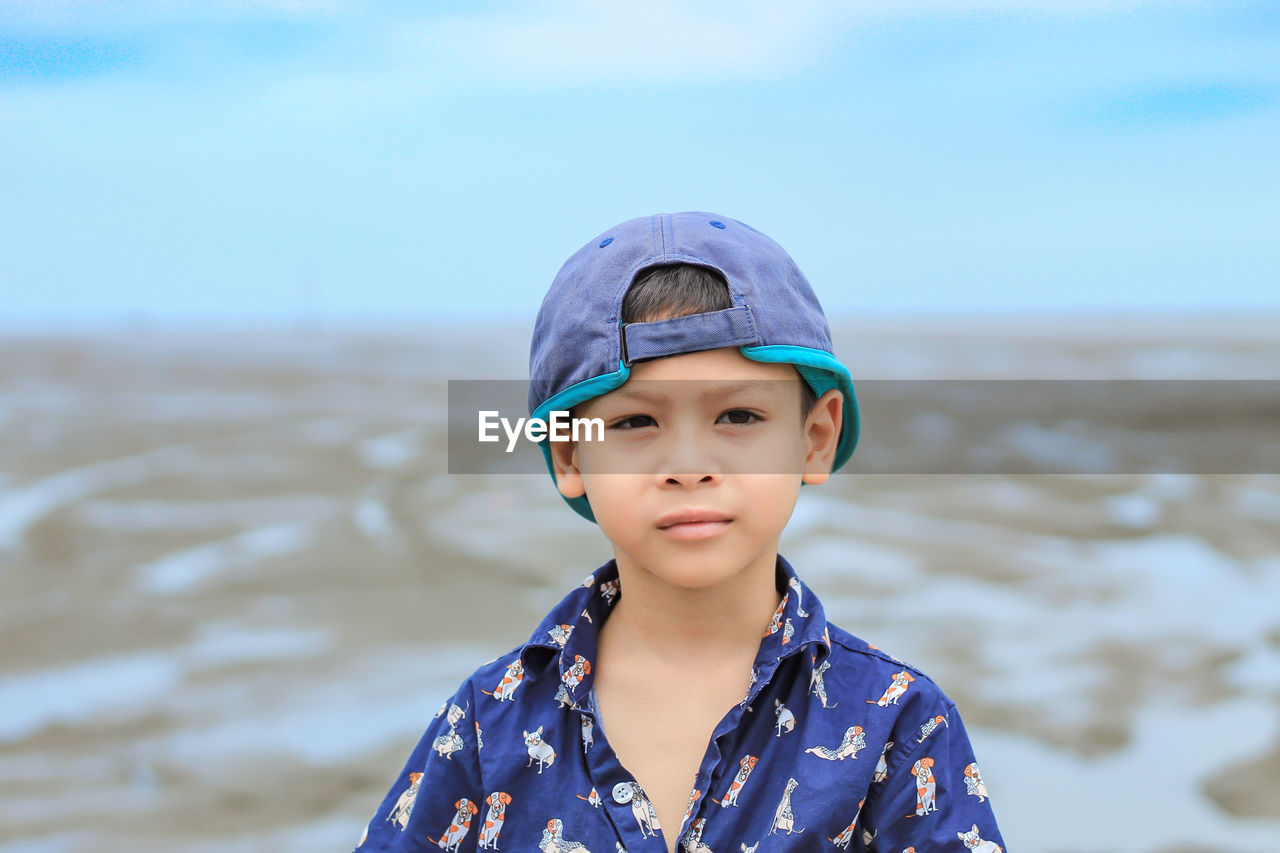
(548, 347, 843, 591)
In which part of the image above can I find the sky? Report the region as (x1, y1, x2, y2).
(1, 0, 1277, 327)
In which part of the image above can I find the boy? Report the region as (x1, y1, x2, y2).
(355, 212, 1005, 852)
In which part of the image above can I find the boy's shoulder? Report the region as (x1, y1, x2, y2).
(454, 629, 574, 705)
(820, 620, 959, 712)
(464, 640, 534, 691)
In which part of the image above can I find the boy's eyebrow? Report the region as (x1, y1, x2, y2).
(607, 381, 778, 404)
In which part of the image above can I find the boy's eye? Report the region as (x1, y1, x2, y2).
(717, 409, 762, 425)
(611, 414, 656, 430)
(609, 411, 763, 429)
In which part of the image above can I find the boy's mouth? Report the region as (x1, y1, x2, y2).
(656, 509, 733, 541)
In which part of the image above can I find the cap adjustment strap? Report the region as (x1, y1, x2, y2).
(620, 305, 761, 366)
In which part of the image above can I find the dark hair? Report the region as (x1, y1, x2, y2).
(621, 263, 819, 423)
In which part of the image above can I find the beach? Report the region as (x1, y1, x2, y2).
(1, 314, 1278, 852)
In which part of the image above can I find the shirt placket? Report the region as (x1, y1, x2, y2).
(687, 664, 774, 840)
(557, 600, 668, 851)
(692, 643, 802, 840)
(583, 645, 799, 853)
(574, 698, 663, 851)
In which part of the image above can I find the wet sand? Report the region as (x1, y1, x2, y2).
(1, 314, 1278, 852)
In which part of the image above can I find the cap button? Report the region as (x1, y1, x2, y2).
(611, 781, 634, 804)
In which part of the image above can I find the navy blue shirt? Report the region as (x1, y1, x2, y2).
(356, 555, 1005, 852)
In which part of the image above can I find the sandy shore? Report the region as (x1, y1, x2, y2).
(1, 316, 1278, 852)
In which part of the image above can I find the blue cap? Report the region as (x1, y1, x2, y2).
(529, 211, 860, 522)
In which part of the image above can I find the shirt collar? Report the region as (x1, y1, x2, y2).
(517, 554, 832, 709)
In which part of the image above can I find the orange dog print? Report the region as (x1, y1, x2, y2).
(426, 797, 479, 851)
(868, 670, 915, 707)
(477, 791, 512, 848)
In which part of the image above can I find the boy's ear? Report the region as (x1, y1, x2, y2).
(547, 434, 586, 499)
(802, 389, 843, 486)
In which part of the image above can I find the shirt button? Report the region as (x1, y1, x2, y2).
(611, 782, 633, 804)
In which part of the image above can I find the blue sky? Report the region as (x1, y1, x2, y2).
(1, 0, 1276, 326)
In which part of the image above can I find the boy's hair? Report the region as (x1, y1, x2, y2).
(621, 263, 820, 423)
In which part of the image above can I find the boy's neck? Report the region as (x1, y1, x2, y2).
(598, 547, 785, 670)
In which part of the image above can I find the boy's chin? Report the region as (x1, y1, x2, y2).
(626, 551, 754, 590)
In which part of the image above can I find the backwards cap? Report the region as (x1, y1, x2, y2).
(528, 211, 860, 522)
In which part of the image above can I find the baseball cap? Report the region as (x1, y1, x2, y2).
(528, 211, 860, 522)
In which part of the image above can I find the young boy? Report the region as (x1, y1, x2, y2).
(355, 213, 1005, 852)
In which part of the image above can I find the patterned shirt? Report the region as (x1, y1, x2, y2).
(355, 554, 1005, 852)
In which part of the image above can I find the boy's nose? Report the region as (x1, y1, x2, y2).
(654, 429, 726, 486)
(660, 470, 719, 489)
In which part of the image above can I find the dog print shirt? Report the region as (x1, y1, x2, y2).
(355, 554, 1005, 852)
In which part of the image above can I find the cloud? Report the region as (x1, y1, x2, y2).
(0, 0, 1198, 80)
(3, 1, 860, 88)
(382, 0, 849, 86)
(3, 0, 1271, 143)
(352, 0, 1224, 89)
